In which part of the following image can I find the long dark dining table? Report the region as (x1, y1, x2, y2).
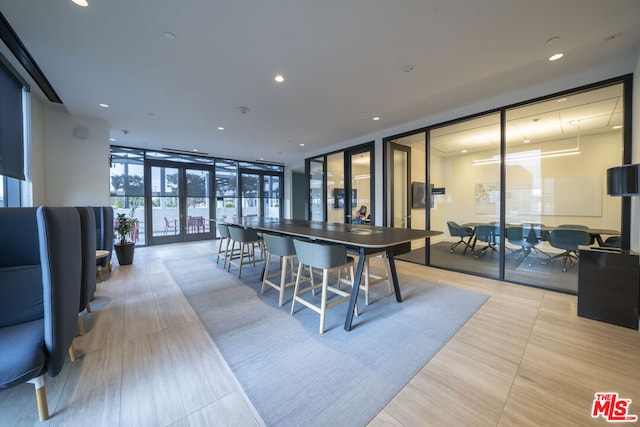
(217, 217, 442, 331)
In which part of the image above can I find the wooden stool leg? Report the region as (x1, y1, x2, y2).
(68, 343, 77, 362)
(319, 270, 329, 334)
(28, 376, 49, 421)
(291, 262, 305, 315)
(77, 314, 85, 336)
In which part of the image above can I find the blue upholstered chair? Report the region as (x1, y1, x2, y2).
(93, 206, 114, 279)
(472, 224, 498, 258)
(446, 221, 474, 253)
(76, 207, 97, 335)
(0, 207, 83, 421)
(548, 229, 592, 272)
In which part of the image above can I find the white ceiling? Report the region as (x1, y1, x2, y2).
(1, 1, 639, 166)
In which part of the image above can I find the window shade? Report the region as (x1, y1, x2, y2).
(0, 61, 25, 180)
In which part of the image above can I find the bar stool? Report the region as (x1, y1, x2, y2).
(216, 223, 231, 268)
(361, 251, 392, 305)
(227, 225, 264, 278)
(261, 233, 298, 307)
(291, 239, 357, 334)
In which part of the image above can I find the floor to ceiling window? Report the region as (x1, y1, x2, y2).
(386, 77, 630, 294)
(110, 147, 283, 245)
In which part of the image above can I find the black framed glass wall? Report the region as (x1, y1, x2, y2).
(385, 76, 631, 294)
(110, 146, 284, 245)
(110, 147, 146, 245)
(305, 142, 375, 224)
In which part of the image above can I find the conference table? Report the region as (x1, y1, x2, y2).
(216, 217, 442, 331)
(462, 222, 620, 249)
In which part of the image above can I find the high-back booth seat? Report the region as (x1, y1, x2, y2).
(0, 207, 83, 421)
(76, 207, 97, 335)
(93, 206, 114, 277)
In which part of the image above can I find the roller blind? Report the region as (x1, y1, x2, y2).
(0, 61, 25, 180)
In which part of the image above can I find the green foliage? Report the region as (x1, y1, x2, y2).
(115, 213, 138, 245)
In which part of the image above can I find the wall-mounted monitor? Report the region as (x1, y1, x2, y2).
(607, 164, 640, 196)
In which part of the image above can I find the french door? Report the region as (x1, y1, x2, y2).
(146, 162, 213, 245)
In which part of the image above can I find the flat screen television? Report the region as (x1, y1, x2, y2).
(607, 164, 640, 196)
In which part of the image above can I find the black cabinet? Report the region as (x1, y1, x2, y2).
(578, 248, 639, 329)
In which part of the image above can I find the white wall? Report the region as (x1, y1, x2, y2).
(29, 99, 110, 206)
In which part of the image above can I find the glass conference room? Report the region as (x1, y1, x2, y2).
(385, 76, 631, 294)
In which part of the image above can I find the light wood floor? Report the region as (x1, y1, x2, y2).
(1, 240, 638, 426)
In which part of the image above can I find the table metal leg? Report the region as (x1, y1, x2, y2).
(386, 248, 402, 302)
(344, 247, 366, 331)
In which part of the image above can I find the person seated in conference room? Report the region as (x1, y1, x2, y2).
(353, 205, 367, 224)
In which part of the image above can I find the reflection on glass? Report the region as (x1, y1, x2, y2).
(429, 113, 501, 279)
(326, 153, 344, 223)
(393, 149, 408, 228)
(351, 152, 371, 224)
(263, 175, 281, 219)
(150, 166, 181, 237)
(309, 158, 324, 221)
(186, 169, 210, 234)
(503, 83, 624, 292)
(241, 173, 260, 217)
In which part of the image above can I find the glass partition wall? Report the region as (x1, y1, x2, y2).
(386, 77, 629, 293)
(428, 113, 502, 280)
(306, 143, 374, 224)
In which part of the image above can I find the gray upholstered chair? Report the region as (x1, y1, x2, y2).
(227, 225, 264, 278)
(446, 221, 474, 253)
(75, 207, 97, 335)
(216, 223, 232, 268)
(0, 206, 83, 421)
(261, 233, 298, 307)
(291, 239, 357, 334)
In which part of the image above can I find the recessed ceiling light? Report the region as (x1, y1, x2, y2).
(192, 149, 199, 152)
(72, 0, 88, 7)
(461, 149, 468, 153)
(548, 53, 564, 61)
(613, 125, 623, 129)
(524, 140, 531, 143)
(274, 74, 285, 83)
(217, 126, 224, 131)
(372, 116, 380, 121)
(299, 143, 305, 147)
(163, 32, 176, 40)
(99, 103, 109, 108)
(557, 98, 567, 103)
(109, 138, 116, 142)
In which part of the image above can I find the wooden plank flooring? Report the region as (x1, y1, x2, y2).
(0, 240, 638, 426)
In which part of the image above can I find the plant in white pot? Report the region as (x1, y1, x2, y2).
(114, 212, 138, 265)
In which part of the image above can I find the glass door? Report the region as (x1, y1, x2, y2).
(263, 174, 281, 219)
(348, 147, 373, 224)
(149, 164, 181, 243)
(388, 142, 411, 228)
(240, 173, 260, 217)
(308, 157, 325, 221)
(148, 163, 213, 244)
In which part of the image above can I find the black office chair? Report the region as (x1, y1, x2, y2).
(524, 223, 552, 263)
(473, 224, 498, 259)
(446, 221, 474, 254)
(548, 229, 592, 271)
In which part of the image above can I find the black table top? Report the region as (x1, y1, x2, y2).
(222, 217, 442, 249)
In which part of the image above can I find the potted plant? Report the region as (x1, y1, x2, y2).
(114, 212, 138, 265)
